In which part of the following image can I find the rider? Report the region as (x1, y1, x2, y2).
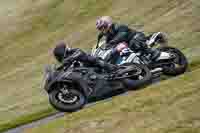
(53, 41, 117, 71)
(53, 41, 144, 91)
(96, 16, 160, 62)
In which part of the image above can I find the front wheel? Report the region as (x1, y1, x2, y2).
(159, 47, 188, 76)
(49, 86, 86, 112)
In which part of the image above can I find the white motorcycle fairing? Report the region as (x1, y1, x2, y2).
(156, 52, 171, 61)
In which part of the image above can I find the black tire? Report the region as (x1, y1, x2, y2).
(120, 63, 152, 89)
(49, 88, 86, 112)
(159, 47, 188, 76)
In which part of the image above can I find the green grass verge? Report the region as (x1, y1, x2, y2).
(0, 107, 56, 133)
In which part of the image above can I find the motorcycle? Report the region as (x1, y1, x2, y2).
(43, 61, 151, 112)
(91, 32, 188, 76)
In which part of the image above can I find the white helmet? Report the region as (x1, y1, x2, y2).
(96, 16, 113, 30)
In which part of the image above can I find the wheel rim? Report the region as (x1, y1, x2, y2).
(57, 93, 78, 104)
(160, 48, 186, 69)
(168, 51, 184, 69)
(57, 88, 79, 104)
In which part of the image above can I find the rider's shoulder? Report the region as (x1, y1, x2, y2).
(114, 23, 129, 31)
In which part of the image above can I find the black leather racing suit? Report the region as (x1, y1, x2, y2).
(60, 48, 118, 95)
(97, 23, 160, 61)
(61, 48, 142, 92)
(62, 48, 116, 71)
(97, 23, 136, 48)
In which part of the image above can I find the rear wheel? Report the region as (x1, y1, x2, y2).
(159, 47, 188, 76)
(118, 63, 152, 89)
(49, 84, 86, 112)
